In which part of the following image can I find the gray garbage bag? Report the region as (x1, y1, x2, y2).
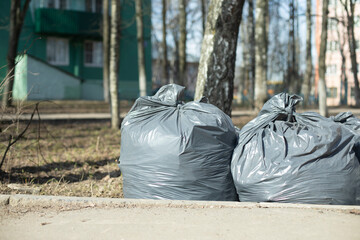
(231, 93, 360, 205)
(331, 112, 360, 204)
(331, 111, 360, 133)
(119, 84, 238, 201)
(331, 111, 360, 157)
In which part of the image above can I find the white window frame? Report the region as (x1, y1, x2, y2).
(46, 37, 69, 66)
(327, 87, 338, 98)
(327, 19, 338, 30)
(329, 0, 336, 6)
(84, 40, 103, 67)
(327, 41, 339, 51)
(355, 16, 360, 28)
(326, 64, 337, 75)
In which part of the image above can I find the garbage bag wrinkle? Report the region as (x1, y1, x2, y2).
(331, 112, 360, 163)
(119, 84, 237, 201)
(232, 92, 360, 205)
(154, 84, 185, 104)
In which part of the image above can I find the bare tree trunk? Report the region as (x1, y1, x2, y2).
(2, 0, 31, 108)
(318, 0, 329, 117)
(248, 0, 255, 108)
(171, 30, 179, 84)
(254, 0, 268, 111)
(337, 21, 348, 105)
(241, 22, 248, 105)
(286, 0, 296, 94)
(109, 0, 120, 129)
(102, 0, 110, 103)
(162, 0, 169, 84)
(194, 0, 245, 117)
(341, 0, 360, 106)
(201, 0, 206, 34)
(301, 0, 312, 107)
(334, 7, 348, 105)
(178, 0, 186, 86)
(237, 20, 251, 104)
(294, 0, 301, 93)
(135, 0, 147, 97)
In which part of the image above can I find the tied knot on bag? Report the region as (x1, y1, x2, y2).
(155, 84, 185, 105)
(285, 105, 295, 122)
(282, 94, 302, 122)
(331, 112, 354, 123)
(259, 93, 303, 122)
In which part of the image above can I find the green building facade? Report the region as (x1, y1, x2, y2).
(0, 0, 152, 101)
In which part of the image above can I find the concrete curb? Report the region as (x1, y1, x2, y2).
(0, 195, 10, 206)
(1, 194, 359, 212)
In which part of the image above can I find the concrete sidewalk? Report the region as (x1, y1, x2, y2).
(1, 194, 359, 240)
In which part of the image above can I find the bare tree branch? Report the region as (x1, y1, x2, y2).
(0, 103, 39, 170)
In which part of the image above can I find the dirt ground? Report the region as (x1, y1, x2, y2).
(0, 119, 123, 198)
(1, 100, 359, 199)
(0, 100, 256, 198)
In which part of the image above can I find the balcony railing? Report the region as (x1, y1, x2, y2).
(34, 8, 101, 38)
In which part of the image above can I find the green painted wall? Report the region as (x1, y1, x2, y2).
(13, 55, 81, 100)
(13, 55, 28, 99)
(0, 1, 11, 88)
(35, 8, 102, 37)
(0, 0, 152, 100)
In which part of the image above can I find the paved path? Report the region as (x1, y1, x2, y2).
(0, 194, 359, 240)
(1, 112, 127, 121)
(2, 108, 360, 122)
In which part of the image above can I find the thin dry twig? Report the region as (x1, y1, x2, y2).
(0, 103, 39, 170)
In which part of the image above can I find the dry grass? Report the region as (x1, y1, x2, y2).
(2, 99, 358, 200)
(0, 121, 122, 198)
(0, 100, 255, 198)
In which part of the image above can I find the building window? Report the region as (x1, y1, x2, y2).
(86, 0, 102, 13)
(84, 41, 103, 67)
(355, 16, 360, 28)
(85, 0, 92, 11)
(48, 0, 55, 8)
(329, 0, 337, 6)
(47, 0, 68, 9)
(327, 41, 339, 51)
(47, 37, 69, 66)
(327, 87, 337, 98)
(328, 19, 338, 30)
(95, 0, 102, 13)
(326, 64, 337, 75)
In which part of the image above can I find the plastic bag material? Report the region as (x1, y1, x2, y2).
(119, 84, 238, 201)
(331, 112, 360, 133)
(331, 112, 360, 205)
(231, 93, 360, 205)
(331, 111, 360, 157)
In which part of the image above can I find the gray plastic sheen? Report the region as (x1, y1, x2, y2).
(331, 111, 360, 204)
(231, 93, 360, 205)
(119, 84, 238, 201)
